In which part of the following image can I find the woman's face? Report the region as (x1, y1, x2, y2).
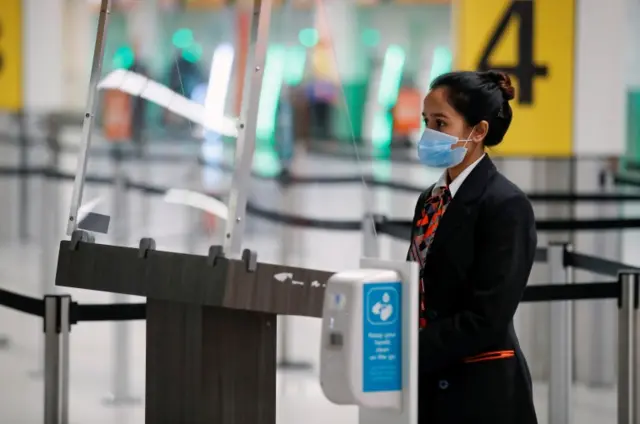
(423, 87, 472, 139)
(422, 87, 488, 149)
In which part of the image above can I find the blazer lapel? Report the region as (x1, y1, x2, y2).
(428, 155, 496, 254)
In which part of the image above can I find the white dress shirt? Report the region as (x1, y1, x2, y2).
(432, 154, 486, 197)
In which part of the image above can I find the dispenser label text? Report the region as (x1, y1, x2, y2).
(362, 282, 402, 392)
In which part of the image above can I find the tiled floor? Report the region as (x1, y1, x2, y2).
(0, 139, 634, 423)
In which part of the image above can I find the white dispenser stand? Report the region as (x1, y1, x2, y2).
(320, 258, 419, 424)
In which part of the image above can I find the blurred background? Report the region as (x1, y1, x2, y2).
(1, 0, 640, 423)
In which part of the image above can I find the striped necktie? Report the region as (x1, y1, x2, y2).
(409, 186, 452, 328)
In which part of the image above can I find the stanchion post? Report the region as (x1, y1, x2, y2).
(17, 110, 29, 242)
(33, 122, 62, 378)
(617, 271, 639, 424)
(635, 272, 640, 424)
(43, 296, 59, 424)
(104, 145, 140, 405)
(44, 295, 71, 424)
(361, 186, 379, 258)
(589, 165, 620, 387)
(276, 177, 313, 371)
(547, 242, 572, 424)
(60, 296, 70, 424)
(598, 162, 622, 262)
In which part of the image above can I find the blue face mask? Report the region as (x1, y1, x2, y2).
(417, 127, 474, 168)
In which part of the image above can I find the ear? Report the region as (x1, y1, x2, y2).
(471, 120, 489, 143)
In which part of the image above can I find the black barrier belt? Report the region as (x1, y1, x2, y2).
(565, 252, 640, 277)
(614, 173, 640, 188)
(0, 165, 113, 186)
(625, 161, 640, 172)
(72, 302, 145, 322)
(521, 281, 619, 302)
(0, 288, 44, 317)
(376, 217, 640, 241)
(535, 217, 640, 230)
(305, 142, 422, 164)
(126, 180, 167, 196)
(3, 142, 640, 202)
(526, 192, 640, 202)
(246, 203, 362, 230)
(5, 132, 640, 197)
(3, 164, 640, 233)
(0, 281, 625, 321)
(199, 158, 640, 201)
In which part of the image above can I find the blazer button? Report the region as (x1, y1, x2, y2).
(438, 379, 449, 390)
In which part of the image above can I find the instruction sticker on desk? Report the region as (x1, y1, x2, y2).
(362, 282, 402, 392)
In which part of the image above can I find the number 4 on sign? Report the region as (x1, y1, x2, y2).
(477, 0, 548, 105)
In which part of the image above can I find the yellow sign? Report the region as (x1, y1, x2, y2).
(454, 0, 574, 157)
(0, 0, 22, 111)
(395, 0, 451, 4)
(184, 0, 226, 9)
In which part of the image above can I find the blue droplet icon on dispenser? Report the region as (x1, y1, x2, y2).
(366, 287, 398, 326)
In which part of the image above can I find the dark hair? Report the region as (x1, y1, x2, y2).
(429, 70, 515, 147)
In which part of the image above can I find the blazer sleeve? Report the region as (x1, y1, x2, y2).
(419, 193, 537, 374)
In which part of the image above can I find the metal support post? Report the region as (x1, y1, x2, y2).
(222, 0, 273, 259)
(588, 165, 622, 386)
(277, 84, 294, 173)
(185, 201, 200, 254)
(276, 179, 313, 371)
(361, 186, 379, 258)
(44, 295, 71, 424)
(66, 0, 111, 235)
(598, 167, 622, 259)
(17, 111, 29, 242)
(104, 146, 140, 405)
(40, 134, 61, 298)
(547, 242, 572, 424)
(617, 271, 639, 424)
(635, 274, 640, 424)
(33, 137, 62, 378)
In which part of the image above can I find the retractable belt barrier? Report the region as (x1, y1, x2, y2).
(2, 164, 640, 234)
(0, 161, 637, 322)
(4, 134, 640, 202)
(0, 149, 638, 343)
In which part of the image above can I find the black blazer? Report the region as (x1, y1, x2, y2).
(407, 155, 538, 424)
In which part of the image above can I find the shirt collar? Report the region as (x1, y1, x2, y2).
(432, 154, 486, 198)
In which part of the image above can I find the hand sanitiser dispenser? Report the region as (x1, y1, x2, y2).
(319, 258, 419, 424)
(320, 269, 403, 409)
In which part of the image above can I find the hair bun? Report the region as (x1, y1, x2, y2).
(483, 70, 515, 101)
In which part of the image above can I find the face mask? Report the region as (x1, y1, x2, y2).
(417, 127, 475, 168)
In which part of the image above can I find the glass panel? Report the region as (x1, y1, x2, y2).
(68, 0, 245, 255)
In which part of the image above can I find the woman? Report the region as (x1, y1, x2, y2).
(408, 70, 538, 424)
